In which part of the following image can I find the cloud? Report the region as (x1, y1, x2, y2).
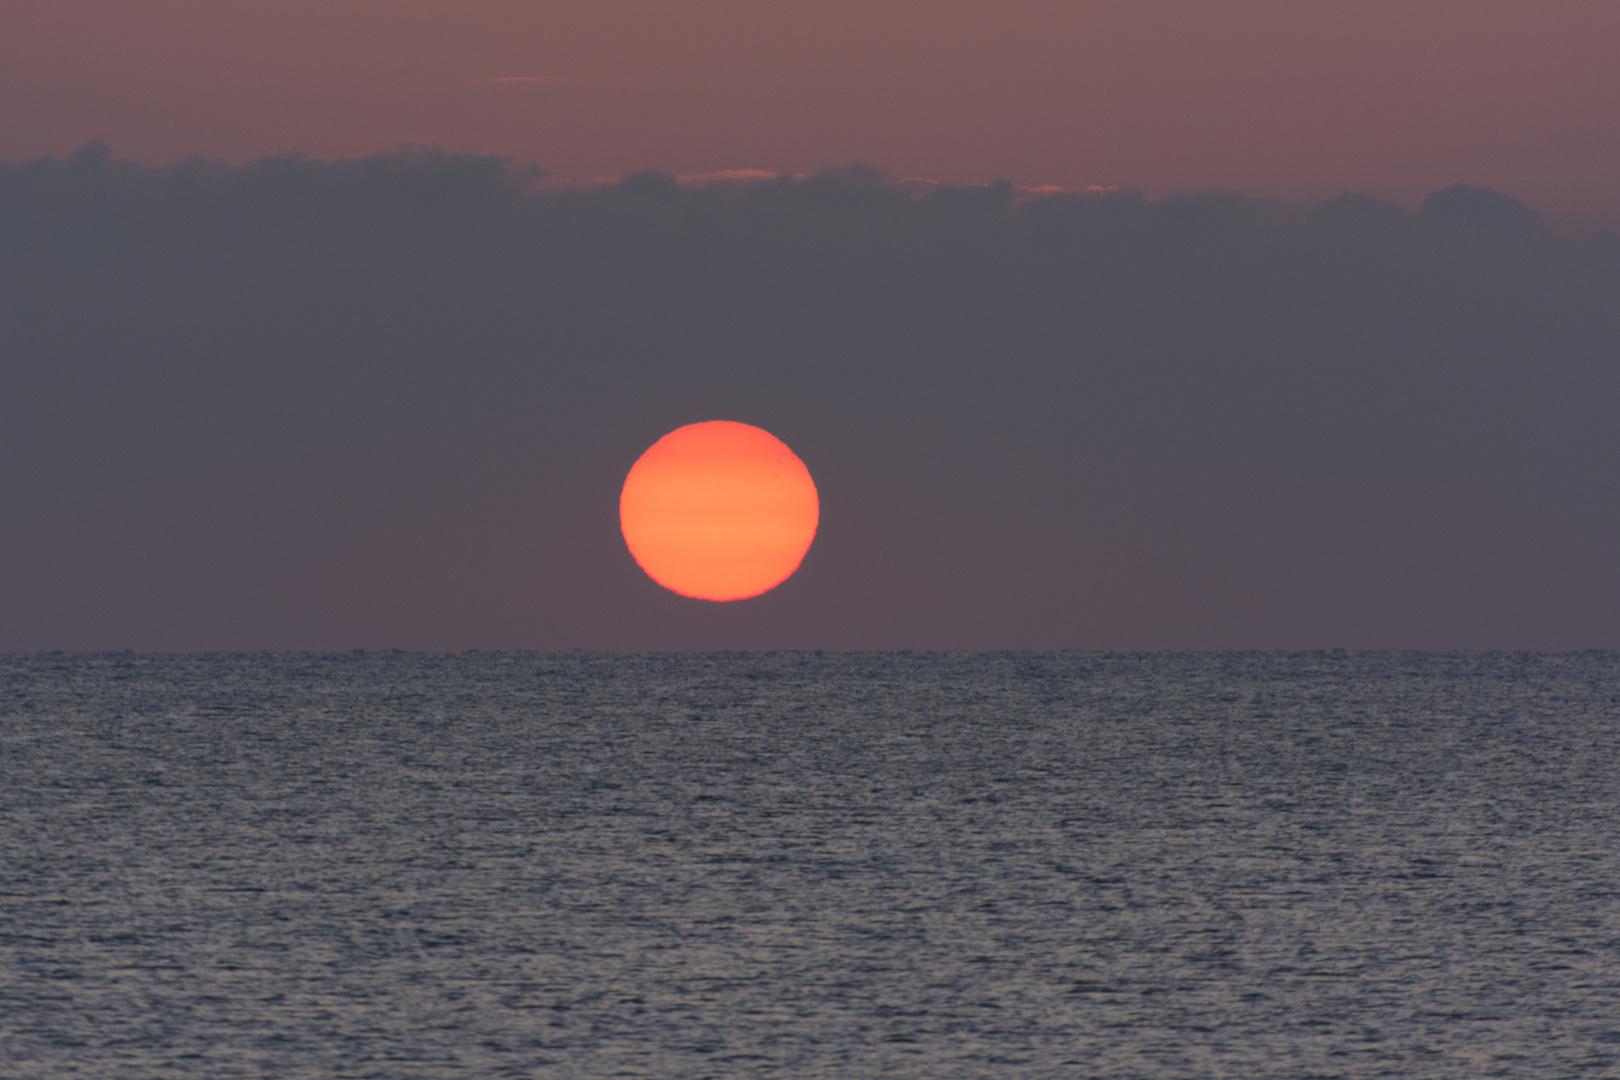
(2, 146, 1617, 650)
(676, 169, 791, 186)
(898, 176, 1120, 203)
(1419, 183, 1545, 235)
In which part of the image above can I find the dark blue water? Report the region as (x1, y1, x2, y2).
(3, 652, 1618, 1077)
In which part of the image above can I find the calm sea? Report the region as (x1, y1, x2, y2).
(2, 652, 1618, 1078)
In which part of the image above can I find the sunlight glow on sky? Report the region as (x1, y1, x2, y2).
(4, 0, 1619, 230)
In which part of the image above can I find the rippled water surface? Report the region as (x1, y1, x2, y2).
(3, 652, 1619, 1077)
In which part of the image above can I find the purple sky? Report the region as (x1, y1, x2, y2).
(3, 3, 1620, 650)
(5, 1, 1620, 231)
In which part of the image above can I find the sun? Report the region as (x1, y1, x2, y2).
(619, 421, 819, 601)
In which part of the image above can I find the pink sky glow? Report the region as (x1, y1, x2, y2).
(4, 0, 1618, 230)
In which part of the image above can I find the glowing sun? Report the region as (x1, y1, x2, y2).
(619, 421, 819, 601)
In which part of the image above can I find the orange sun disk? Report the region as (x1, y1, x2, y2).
(619, 421, 819, 601)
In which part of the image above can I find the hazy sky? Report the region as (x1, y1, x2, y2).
(3, 150, 1618, 651)
(5, 1, 1620, 231)
(4, 3, 1620, 651)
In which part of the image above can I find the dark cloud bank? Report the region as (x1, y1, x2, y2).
(3, 144, 1619, 650)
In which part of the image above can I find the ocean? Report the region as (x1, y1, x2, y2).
(2, 651, 1617, 1078)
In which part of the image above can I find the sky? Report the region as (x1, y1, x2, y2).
(3, 3, 1620, 651)
(5, 1, 1620, 231)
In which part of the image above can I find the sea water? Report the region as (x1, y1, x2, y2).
(2, 652, 1617, 1078)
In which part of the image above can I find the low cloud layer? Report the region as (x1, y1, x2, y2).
(3, 145, 1618, 650)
